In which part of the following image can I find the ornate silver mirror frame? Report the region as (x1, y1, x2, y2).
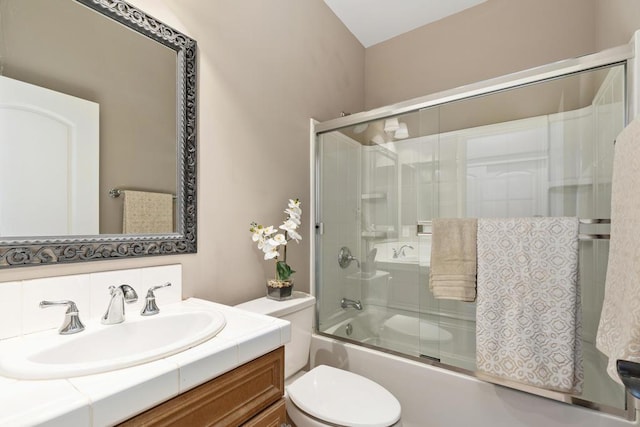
(0, 0, 197, 268)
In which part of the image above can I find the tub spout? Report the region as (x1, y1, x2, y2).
(341, 298, 363, 311)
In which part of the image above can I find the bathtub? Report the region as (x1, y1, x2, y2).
(321, 305, 476, 370)
(317, 307, 629, 425)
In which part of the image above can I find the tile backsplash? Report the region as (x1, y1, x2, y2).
(0, 264, 182, 340)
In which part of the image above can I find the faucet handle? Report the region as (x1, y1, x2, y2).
(40, 300, 85, 335)
(141, 282, 172, 316)
(338, 247, 360, 269)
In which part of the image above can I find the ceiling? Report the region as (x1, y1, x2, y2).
(323, 0, 487, 48)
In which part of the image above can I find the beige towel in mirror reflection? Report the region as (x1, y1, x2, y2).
(122, 190, 173, 234)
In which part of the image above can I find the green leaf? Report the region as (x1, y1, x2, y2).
(276, 261, 295, 281)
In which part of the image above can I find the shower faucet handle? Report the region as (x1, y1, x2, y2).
(338, 246, 360, 269)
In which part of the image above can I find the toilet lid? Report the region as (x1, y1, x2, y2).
(287, 365, 401, 427)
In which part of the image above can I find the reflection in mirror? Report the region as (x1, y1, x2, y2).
(0, 0, 176, 236)
(0, 0, 197, 267)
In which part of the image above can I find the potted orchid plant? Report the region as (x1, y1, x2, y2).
(250, 198, 302, 300)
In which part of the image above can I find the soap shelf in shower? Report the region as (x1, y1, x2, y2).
(361, 231, 388, 238)
(361, 192, 386, 200)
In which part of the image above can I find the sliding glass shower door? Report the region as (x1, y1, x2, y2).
(315, 62, 627, 412)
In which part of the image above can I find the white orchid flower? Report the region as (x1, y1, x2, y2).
(288, 200, 302, 214)
(268, 234, 287, 246)
(262, 240, 277, 255)
(288, 229, 302, 242)
(279, 223, 290, 232)
(263, 248, 279, 260)
(287, 206, 302, 216)
(284, 209, 301, 223)
(288, 199, 300, 208)
(262, 225, 276, 236)
(279, 221, 296, 233)
(250, 199, 301, 272)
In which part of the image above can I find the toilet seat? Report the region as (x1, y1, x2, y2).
(286, 365, 401, 427)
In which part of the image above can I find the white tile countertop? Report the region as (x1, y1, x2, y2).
(0, 298, 290, 426)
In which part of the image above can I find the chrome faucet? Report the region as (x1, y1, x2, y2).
(341, 298, 363, 311)
(40, 300, 85, 335)
(393, 244, 414, 258)
(102, 284, 138, 325)
(338, 246, 360, 269)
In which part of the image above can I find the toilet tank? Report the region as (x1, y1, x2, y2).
(235, 292, 315, 379)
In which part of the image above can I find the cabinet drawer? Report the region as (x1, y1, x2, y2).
(120, 346, 284, 426)
(242, 398, 286, 427)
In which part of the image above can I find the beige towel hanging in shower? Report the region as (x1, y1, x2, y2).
(429, 218, 478, 302)
(596, 116, 640, 384)
(122, 190, 173, 234)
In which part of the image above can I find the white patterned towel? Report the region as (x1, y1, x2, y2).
(476, 217, 583, 393)
(597, 116, 640, 383)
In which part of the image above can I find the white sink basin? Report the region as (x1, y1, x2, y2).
(0, 306, 226, 380)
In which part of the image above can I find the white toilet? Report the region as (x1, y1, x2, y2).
(236, 292, 402, 427)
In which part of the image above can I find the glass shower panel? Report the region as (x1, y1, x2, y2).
(373, 110, 438, 359)
(316, 130, 362, 335)
(358, 114, 423, 356)
(411, 106, 445, 363)
(315, 59, 627, 414)
(416, 105, 480, 368)
(431, 64, 626, 408)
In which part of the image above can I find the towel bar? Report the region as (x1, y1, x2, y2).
(578, 233, 610, 240)
(109, 188, 176, 200)
(579, 218, 611, 224)
(417, 219, 611, 239)
(578, 218, 611, 239)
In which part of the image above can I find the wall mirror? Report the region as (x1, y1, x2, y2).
(0, 0, 197, 267)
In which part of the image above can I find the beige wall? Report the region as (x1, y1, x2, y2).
(0, 0, 365, 305)
(365, 0, 600, 109)
(3, 0, 639, 307)
(595, 0, 640, 51)
(365, 0, 640, 110)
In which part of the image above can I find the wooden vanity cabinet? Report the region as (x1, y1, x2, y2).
(120, 346, 286, 427)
